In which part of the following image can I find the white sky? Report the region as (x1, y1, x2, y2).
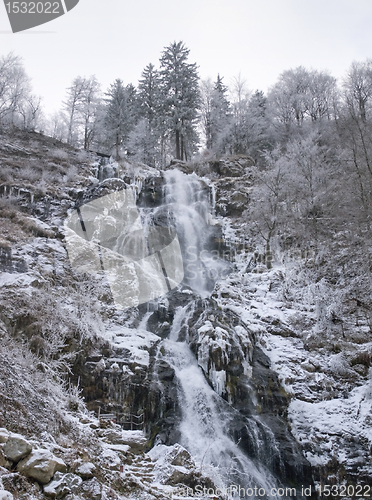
(1, 0, 372, 116)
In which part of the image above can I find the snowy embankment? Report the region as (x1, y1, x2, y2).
(213, 265, 372, 481)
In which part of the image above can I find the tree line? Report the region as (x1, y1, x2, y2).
(1, 43, 372, 235)
(48, 41, 200, 167)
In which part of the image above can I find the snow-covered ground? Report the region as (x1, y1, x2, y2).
(213, 265, 372, 480)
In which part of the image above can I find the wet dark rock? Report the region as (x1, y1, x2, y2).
(0, 247, 28, 273)
(157, 360, 175, 381)
(210, 156, 254, 177)
(138, 176, 164, 207)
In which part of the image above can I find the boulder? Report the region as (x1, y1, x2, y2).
(210, 156, 254, 177)
(75, 461, 96, 479)
(169, 445, 192, 467)
(3, 433, 32, 462)
(0, 449, 12, 469)
(0, 491, 13, 500)
(80, 477, 103, 500)
(0, 430, 9, 444)
(17, 449, 66, 484)
(165, 465, 194, 486)
(44, 472, 82, 498)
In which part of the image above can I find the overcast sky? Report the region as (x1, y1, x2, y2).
(1, 0, 372, 116)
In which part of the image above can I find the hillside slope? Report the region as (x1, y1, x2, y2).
(0, 129, 371, 499)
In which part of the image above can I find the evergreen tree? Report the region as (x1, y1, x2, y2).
(137, 63, 160, 125)
(159, 41, 200, 161)
(245, 90, 272, 163)
(210, 74, 231, 153)
(131, 63, 162, 166)
(104, 79, 136, 159)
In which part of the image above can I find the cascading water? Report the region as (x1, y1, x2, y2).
(80, 168, 305, 498)
(156, 305, 282, 500)
(161, 169, 229, 296)
(134, 171, 284, 498)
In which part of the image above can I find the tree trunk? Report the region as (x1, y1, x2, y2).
(115, 133, 120, 160)
(180, 135, 184, 161)
(175, 130, 180, 160)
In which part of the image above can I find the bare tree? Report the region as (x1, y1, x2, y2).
(47, 110, 68, 142)
(267, 67, 337, 141)
(343, 60, 372, 123)
(336, 60, 372, 218)
(80, 76, 101, 150)
(64, 76, 88, 145)
(0, 53, 32, 126)
(18, 94, 43, 130)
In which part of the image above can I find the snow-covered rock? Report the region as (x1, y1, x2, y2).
(75, 461, 96, 479)
(0, 430, 9, 444)
(17, 449, 66, 484)
(0, 491, 13, 500)
(3, 433, 32, 462)
(0, 450, 11, 469)
(43, 471, 82, 498)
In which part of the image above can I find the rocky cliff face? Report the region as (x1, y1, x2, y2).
(0, 129, 372, 500)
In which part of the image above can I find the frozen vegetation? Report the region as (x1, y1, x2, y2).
(0, 123, 372, 500)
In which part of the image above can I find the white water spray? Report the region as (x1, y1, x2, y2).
(157, 306, 281, 499)
(162, 169, 228, 296)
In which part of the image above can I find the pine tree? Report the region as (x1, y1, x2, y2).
(210, 74, 231, 153)
(138, 63, 160, 125)
(159, 41, 200, 161)
(104, 79, 136, 159)
(132, 63, 162, 166)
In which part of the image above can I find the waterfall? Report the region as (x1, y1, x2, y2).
(65, 166, 306, 498)
(146, 173, 292, 498)
(161, 169, 228, 296)
(156, 306, 282, 499)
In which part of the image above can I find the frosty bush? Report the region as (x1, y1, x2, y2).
(51, 148, 69, 161)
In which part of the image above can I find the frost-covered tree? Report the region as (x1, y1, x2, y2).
(210, 75, 231, 153)
(250, 132, 334, 262)
(64, 76, 88, 145)
(200, 78, 214, 151)
(63, 75, 101, 148)
(0, 53, 33, 126)
(80, 76, 101, 151)
(47, 110, 68, 142)
(104, 79, 137, 159)
(281, 133, 334, 247)
(243, 90, 271, 164)
(228, 74, 250, 154)
(267, 67, 337, 142)
(130, 63, 162, 166)
(337, 60, 372, 217)
(159, 41, 200, 161)
(200, 75, 231, 152)
(137, 63, 160, 126)
(343, 60, 372, 123)
(249, 149, 287, 267)
(17, 94, 43, 131)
